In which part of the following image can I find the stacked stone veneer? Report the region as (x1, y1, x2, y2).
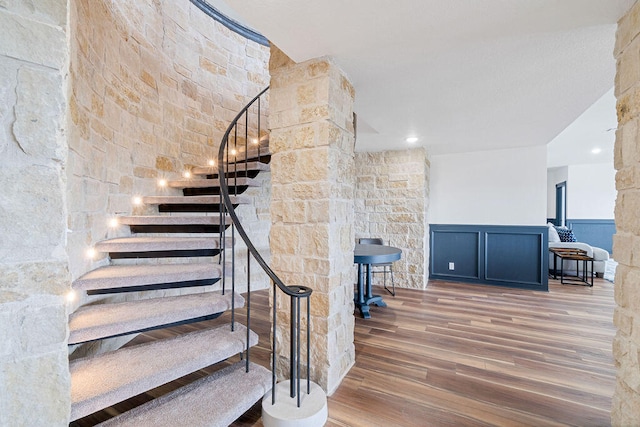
(612, 2, 640, 423)
(355, 149, 430, 290)
(1, 0, 271, 423)
(269, 47, 356, 394)
(0, 1, 71, 425)
(68, 0, 270, 284)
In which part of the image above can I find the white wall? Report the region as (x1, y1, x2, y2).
(567, 163, 616, 219)
(547, 166, 568, 218)
(429, 146, 547, 225)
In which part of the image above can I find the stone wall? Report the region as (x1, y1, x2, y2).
(355, 149, 430, 290)
(68, 0, 270, 288)
(0, 1, 71, 425)
(0, 0, 271, 423)
(269, 47, 356, 394)
(612, 2, 640, 423)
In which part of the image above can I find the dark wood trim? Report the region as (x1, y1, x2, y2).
(86, 278, 220, 295)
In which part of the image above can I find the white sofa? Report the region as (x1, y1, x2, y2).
(547, 224, 609, 277)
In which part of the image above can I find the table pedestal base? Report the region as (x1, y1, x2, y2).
(354, 295, 386, 319)
(355, 263, 388, 319)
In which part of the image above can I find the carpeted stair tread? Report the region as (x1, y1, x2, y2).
(68, 291, 243, 344)
(73, 263, 223, 291)
(96, 361, 271, 427)
(70, 324, 258, 421)
(94, 236, 226, 253)
(141, 195, 250, 205)
(117, 215, 229, 225)
(192, 161, 270, 176)
(168, 177, 259, 189)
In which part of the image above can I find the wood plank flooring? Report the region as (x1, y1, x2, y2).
(72, 277, 616, 427)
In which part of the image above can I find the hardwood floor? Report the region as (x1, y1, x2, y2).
(73, 277, 616, 427)
(327, 278, 616, 427)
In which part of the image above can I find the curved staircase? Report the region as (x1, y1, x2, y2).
(69, 140, 273, 426)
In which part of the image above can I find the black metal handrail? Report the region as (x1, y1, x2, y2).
(217, 87, 313, 406)
(189, 0, 269, 46)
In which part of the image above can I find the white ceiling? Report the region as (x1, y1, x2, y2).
(547, 88, 617, 167)
(213, 0, 633, 159)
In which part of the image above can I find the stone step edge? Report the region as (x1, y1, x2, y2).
(96, 361, 271, 427)
(68, 291, 244, 345)
(72, 263, 224, 292)
(70, 324, 259, 421)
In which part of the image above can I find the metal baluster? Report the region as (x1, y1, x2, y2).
(297, 294, 301, 407)
(307, 294, 310, 394)
(226, 132, 232, 328)
(272, 281, 277, 405)
(290, 294, 297, 399)
(229, 123, 238, 328)
(257, 97, 261, 159)
(246, 232, 251, 372)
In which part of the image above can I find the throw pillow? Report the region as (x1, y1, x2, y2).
(555, 227, 577, 242)
(548, 223, 560, 242)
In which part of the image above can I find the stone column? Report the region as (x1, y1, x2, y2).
(0, 1, 71, 425)
(612, 3, 640, 423)
(269, 47, 355, 394)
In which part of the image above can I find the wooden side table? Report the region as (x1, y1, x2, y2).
(549, 248, 594, 287)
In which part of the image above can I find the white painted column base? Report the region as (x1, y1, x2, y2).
(262, 380, 328, 427)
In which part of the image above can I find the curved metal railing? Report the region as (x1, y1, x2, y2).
(217, 86, 313, 407)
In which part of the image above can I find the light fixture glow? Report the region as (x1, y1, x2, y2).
(208, 159, 215, 166)
(133, 196, 143, 205)
(86, 247, 97, 259)
(183, 171, 192, 179)
(231, 149, 237, 156)
(158, 178, 167, 187)
(108, 217, 119, 228)
(252, 138, 259, 145)
(406, 136, 419, 144)
(66, 290, 76, 302)
(591, 148, 602, 154)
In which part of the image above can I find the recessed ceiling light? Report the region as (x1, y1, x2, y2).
(406, 137, 419, 144)
(591, 148, 602, 154)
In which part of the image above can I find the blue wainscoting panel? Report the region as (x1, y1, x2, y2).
(430, 224, 548, 291)
(430, 230, 480, 279)
(566, 219, 615, 254)
(485, 232, 543, 285)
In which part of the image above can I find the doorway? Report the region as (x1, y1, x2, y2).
(555, 181, 567, 227)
